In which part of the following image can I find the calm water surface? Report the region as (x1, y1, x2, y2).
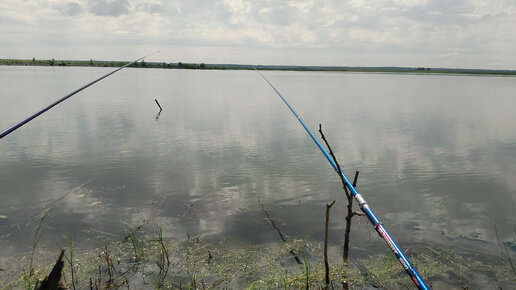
(1, 66, 516, 280)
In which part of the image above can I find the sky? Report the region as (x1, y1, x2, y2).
(1, 0, 516, 69)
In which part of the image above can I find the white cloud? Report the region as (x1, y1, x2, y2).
(1, 0, 516, 68)
(393, 0, 429, 8)
(60, 2, 84, 16)
(87, 0, 130, 17)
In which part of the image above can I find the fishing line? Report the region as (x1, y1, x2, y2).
(255, 68, 430, 290)
(0, 51, 159, 140)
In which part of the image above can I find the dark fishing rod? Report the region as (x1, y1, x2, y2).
(256, 69, 430, 290)
(0, 51, 159, 140)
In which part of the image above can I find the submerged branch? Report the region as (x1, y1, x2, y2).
(258, 199, 303, 265)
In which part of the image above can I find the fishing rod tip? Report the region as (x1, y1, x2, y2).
(143, 51, 160, 59)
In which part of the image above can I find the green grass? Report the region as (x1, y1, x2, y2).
(21, 208, 53, 289)
(0, 232, 516, 289)
(2, 222, 516, 289)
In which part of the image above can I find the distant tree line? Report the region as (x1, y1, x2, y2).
(2, 58, 516, 75)
(176, 62, 206, 69)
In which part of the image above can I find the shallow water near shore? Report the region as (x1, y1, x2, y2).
(1, 66, 516, 287)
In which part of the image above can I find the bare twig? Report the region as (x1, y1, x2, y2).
(325, 200, 336, 285)
(318, 125, 345, 193)
(318, 124, 361, 266)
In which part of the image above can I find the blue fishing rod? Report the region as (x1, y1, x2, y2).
(0, 52, 159, 140)
(256, 69, 430, 290)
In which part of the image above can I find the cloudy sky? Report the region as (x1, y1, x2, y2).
(1, 0, 515, 69)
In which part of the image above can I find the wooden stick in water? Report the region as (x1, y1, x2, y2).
(155, 99, 163, 111)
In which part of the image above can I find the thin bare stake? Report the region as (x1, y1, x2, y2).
(352, 171, 359, 187)
(343, 170, 362, 265)
(325, 200, 336, 285)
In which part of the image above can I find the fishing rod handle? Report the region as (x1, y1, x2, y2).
(355, 192, 430, 290)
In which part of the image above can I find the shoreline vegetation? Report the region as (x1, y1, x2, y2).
(2, 58, 516, 76)
(3, 221, 515, 289)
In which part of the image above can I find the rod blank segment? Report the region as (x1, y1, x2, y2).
(0, 51, 159, 140)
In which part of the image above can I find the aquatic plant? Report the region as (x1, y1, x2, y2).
(23, 208, 53, 289)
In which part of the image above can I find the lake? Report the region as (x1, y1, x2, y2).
(1, 66, 516, 287)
